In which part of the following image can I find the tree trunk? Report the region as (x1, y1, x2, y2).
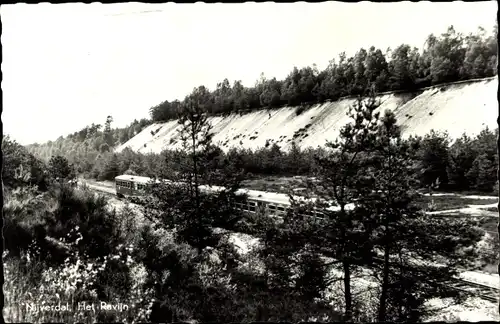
(378, 242, 390, 321)
(496, 111, 500, 314)
(343, 260, 353, 321)
(338, 203, 353, 321)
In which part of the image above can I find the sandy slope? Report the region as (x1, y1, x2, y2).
(116, 77, 498, 154)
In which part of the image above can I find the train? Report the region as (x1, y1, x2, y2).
(115, 174, 353, 218)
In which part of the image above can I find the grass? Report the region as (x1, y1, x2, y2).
(4, 254, 151, 324)
(480, 263, 498, 274)
(414, 195, 498, 212)
(477, 217, 499, 233)
(3, 185, 153, 324)
(242, 176, 308, 195)
(430, 189, 498, 197)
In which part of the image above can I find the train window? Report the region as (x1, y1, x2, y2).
(316, 212, 325, 219)
(268, 205, 276, 210)
(277, 206, 285, 212)
(249, 205, 256, 212)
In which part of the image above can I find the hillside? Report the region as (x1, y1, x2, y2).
(117, 77, 498, 154)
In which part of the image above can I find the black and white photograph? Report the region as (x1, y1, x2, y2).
(2, 1, 499, 322)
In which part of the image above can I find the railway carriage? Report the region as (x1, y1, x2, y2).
(114, 174, 351, 218)
(115, 175, 156, 198)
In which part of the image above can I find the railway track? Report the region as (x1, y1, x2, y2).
(451, 279, 499, 303)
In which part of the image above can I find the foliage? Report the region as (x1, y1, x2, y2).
(304, 92, 382, 320)
(3, 135, 49, 191)
(146, 25, 496, 123)
(26, 117, 152, 177)
(358, 110, 482, 321)
(3, 168, 152, 323)
(413, 130, 451, 190)
(286, 91, 485, 321)
(142, 95, 250, 321)
(48, 155, 75, 181)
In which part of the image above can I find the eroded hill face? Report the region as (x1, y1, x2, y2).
(116, 77, 498, 154)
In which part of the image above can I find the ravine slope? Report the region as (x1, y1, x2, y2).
(117, 76, 498, 154)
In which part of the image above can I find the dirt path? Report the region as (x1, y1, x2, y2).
(422, 192, 498, 218)
(422, 192, 498, 200)
(426, 207, 497, 218)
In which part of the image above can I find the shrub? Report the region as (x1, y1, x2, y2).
(295, 104, 307, 116)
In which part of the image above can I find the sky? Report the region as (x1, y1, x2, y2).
(1, 1, 497, 145)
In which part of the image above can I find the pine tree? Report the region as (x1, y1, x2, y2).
(100, 154, 120, 181)
(141, 91, 250, 323)
(354, 111, 483, 321)
(48, 155, 75, 182)
(145, 93, 245, 253)
(306, 91, 382, 320)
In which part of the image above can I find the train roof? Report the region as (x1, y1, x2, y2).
(115, 174, 353, 210)
(198, 185, 301, 206)
(239, 189, 298, 205)
(115, 174, 159, 185)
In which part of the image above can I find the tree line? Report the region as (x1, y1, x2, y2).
(26, 116, 151, 172)
(150, 25, 497, 122)
(29, 123, 496, 194)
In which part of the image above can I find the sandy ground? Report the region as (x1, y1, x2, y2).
(426, 207, 498, 217)
(459, 271, 499, 289)
(424, 297, 499, 321)
(423, 193, 498, 200)
(422, 192, 498, 217)
(116, 77, 497, 154)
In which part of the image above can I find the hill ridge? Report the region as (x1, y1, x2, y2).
(117, 76, 498, 154)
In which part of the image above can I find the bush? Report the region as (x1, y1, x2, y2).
(414, 130, 450, 189)
(295, 105, 307, 116)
